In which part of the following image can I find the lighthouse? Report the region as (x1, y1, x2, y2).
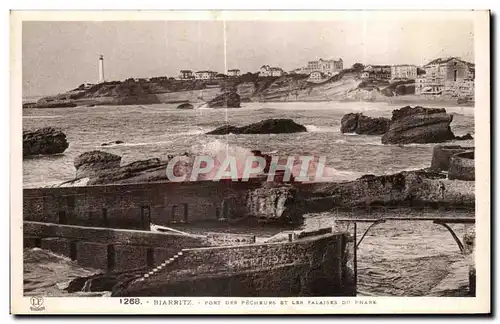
(98, 54, 105, 83)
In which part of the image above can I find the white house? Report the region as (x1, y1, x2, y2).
(227, 69, 241, 77)
(259, 65, 284, 77)
(391, 65, 418, 80)
(302, 58, 343, 76)
(179, 70, 194, 80)
(195, 70, 217, 80)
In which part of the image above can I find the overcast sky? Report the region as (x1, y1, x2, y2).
(22, 19, 474, 97)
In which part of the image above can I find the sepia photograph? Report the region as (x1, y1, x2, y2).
(10, 9, 490, 314)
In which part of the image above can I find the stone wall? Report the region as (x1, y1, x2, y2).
(23, 221, 209, 271)
(205, 232, 256, 246)
(449, 152, 475, 181)
(23, 181, 261, 230)
(121, 233, 353, 297)
(430, 145, 474, 171)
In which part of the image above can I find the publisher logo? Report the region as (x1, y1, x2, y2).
(30, 296, 45, 311)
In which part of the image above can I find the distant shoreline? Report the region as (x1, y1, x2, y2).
(23, 96, 474, 109)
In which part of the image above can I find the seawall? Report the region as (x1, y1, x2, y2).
(116, 231, 353, 297)
(23, 181, 264, 229)
(24, 221, 354, 297)
(24, 221, 210, 271)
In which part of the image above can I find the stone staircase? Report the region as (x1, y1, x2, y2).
(136, 250, 184, 282)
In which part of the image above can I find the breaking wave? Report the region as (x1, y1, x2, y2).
(305, 125, 338, 133)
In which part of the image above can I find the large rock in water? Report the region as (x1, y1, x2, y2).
(381, 106, 456, 144)
(177, 102, 194, 109)
(207, 118, 307, 135)
(207, 91, 241, 108)
(74, 151, 122, 179)
(60, 152, 194, 186)
(23, 127, 69, 157)
(340, 113, 390, 135)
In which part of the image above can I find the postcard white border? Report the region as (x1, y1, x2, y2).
(10, 9, 491, 315)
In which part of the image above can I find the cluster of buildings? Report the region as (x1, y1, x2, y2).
(415, 57, 475, 97)
(360, 64, 416, 80)
(358, 57, 474, 98)
(290, 58, 344, 81)
(177, 69, 242, 80)
(96, 53, 473, 98)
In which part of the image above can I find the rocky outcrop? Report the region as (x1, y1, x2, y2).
(381, 106, 456, 144)
(101, 140, 124, 146)
(245, 186, 302, 224)
(430, 145, 474, 171)
(448, 151, 475, 181)
(23, 127, 69, 157)
(28, 101, 78, 108)
(207, 91, 241, 108)
(74, 151, 122, 179)
(454, 133, 474, 141)
(86, 158, 172, 185)
(340, 113, 390, 135)
(177, 103, 194, 109)
(207, 118, 307, 135)
(60, 152, 196, 186)
(295, 169, 475, 211)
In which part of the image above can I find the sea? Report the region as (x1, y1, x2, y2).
(22, 101, 475, 297)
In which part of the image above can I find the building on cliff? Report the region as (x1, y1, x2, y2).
(195, 70, 218, 80)
(361, 65, 391, 80)
(300, 58, 343, 76)
(391, 64, 418, 80)
(415, 57, 474, 97)
(308, 71, 331, 83)
(259, 65, 284, 77)
(179, 70, 194, 80)
(227, 69, 241, 77)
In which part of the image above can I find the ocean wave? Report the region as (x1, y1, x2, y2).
(98, 140, 174, 148)
(305, 125, 338, 133)
(170, 128, 209, 136)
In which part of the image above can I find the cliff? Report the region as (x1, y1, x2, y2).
(26, 72, 422, 108)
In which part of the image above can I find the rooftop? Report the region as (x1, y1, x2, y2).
(424, 57, 474, 67)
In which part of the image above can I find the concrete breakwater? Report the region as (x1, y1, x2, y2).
(24, 221, 353, 297)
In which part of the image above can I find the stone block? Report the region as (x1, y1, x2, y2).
(153, 247, 172, 266)
(113, 244, 148, 271)
(206, 232, 256, 246)
(23, 236, 40, 248)
(76, 241, 108, 270)
(41, 237, 72, 258)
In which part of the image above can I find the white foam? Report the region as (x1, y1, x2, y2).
(305, 125, 338, 133)
(23, 115, 63, 119)
(110, 140, 174, 147)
